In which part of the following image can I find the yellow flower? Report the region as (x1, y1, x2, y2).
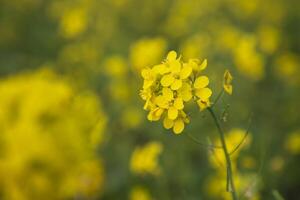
(223, 69, 233, 95)
(130, 142, 163, 176)
(163, 110, 190, 134)
(160, 51, 192, 90)
(140, 50, 212, 134)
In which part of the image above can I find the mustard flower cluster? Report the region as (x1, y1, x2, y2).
(140, 51, 212, 134)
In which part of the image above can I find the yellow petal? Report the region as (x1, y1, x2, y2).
(141, 68, 151, 79)
(174, 98, 184, 110)
(199, 59, 207, 70)
(173, 119, 184, 134)
(181, 91, 192, 102)
(178, 82, 192, 102)
(168, 106, 178, 120)
(143, 99, 150, 110)
(155, 95, 169, 109)
(194, 76, 209, 89)
(197, 99, 211, 111)
(180, 64, 192, 79)
(167, 50, 177, 61)
(189, 59, 199, 71)
(169, 60, 181, 73)
(170, 79, 182, 90)
(161, 74, 175, 87)
(224, 85, 233, 95)
(162, 87, 174, 101)
(147, 108, 160, 121)
(224, 69, 233, 83)
(180, 110, 190, 123)
(195, 88, 212, 99)
(152, 64, 170, 75)
(154, 108, 164, 118)
(163, 117, 174, 129)
(143, 80, 154, 89)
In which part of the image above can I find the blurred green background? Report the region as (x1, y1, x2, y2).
(0, 0, 299, 199)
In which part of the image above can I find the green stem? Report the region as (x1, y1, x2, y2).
(208, 107, 238, 200)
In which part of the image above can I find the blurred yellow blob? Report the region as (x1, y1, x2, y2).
(121, 107, 143, 129)
(274, 53, 300, 85)
(0, 69, 106, 199)
(130, 37, 167, 71)
(103, 55, 127, 78)
(60, 8, 87, 38)
(130, 141, 163, 176)
(180, 34, 210, 59)
(270, 156, 284, 172)
(285, 131, 300, 155)
(234, 36, 265, 81)
(130, 186, 152, 200)
(241, 156, 257, 169)
(257, 25, 280, 54)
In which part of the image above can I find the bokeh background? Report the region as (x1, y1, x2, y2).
(0, 0, 299, 199)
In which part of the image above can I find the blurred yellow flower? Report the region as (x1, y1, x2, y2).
(60, 8, 88, 38)
(0, 69, 106, 200)
(285, 131, 300, 155)
(223, 69, 233, 95)
(130, 141, 163, 176)
(130, 37, 167, 71)
(103, 55, 127, 78)
(257, 25, 280, 54)
(130, 186, 152, 200)
(121, 107, 143, 129)
(234, 36, 265, 81)
(274, 53, 300, 85)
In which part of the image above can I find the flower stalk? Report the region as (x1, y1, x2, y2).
(208, 107, 238, 200)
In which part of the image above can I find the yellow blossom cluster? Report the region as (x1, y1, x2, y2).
(140, 51, 212, 134)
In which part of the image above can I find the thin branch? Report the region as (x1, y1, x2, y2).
(207, 137, 226, 169)
(239, 132, 267, 200)
(186, 133, 222, 149)
(208, 107, 238, 200)
(212, 89, 224, 108)
(229, 113, 253, 155)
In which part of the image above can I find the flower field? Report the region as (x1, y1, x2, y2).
(0, 0, 299, 199)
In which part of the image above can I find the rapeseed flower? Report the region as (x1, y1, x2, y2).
(140, 51, 212, 134)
